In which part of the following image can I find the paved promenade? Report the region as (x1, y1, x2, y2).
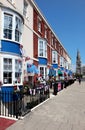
(7, 81, 85, 130)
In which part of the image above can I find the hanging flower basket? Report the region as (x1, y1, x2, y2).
(23, 81, 30, 94)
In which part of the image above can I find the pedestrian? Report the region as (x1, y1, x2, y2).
(78, 77, 81, 84)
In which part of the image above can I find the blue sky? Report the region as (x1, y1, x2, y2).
(35, 0, 85, 68)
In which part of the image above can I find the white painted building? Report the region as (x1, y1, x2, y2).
(0, 0, 34, 91)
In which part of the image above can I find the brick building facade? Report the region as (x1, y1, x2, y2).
(0, 0, 72, 91)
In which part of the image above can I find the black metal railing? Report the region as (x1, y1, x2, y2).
(0, 85, 50, 119)
(0, 79, 75, 119)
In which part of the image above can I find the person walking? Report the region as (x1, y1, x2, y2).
(78, 77, 81, 84)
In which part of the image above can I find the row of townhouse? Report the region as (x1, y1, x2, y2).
(0, 0, 72, 91)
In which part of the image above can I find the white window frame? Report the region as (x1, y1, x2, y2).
(3, 13, 13, 40)
(38, 65, 47, 79)
(2, 9, 23, 43)
(66, 62, 68, 69)
(38, 38, 47, 58)
(38, 17, 42, 32)
(38, 21, 41, 32)
(60, 56, 63, 67)
(52, 51, 58, 64)
(60, 57, 65, 67)
(45, 26, 47, 39)
(3, 58, 12, 84)
(64, 60, 67, 69)
(2, 55, 22, 86)
(15, 59, 22, 84)
(15, 16, 22, 42)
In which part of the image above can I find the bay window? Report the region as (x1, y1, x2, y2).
(3, 11, 23, 42)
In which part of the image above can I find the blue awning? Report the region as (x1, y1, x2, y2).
(27, 64, 39, 74)
(54, 70, 56, 76)
(60, 67, 64, 71)
(49, 67, 56, 76)
(68, 70, 73, 75)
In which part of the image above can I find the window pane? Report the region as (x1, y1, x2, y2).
(3, 58, 12, 84)
(39, 41, 43, 56)
(4, 58, 12, 71)
(39, 66, 47, 79)
(15, 59, 22, 83)
(44, 42, 47, 57)
(52, 51, 57, 63)
(40, 67, 44, 77)
(38, 20, 41, 32)
(38, 39, 47, 58)
(4, 14, 13, 39)
(15, 17, 22, 42)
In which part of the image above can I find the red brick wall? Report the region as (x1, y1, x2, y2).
(47, 46, 51, 64)
(33, 9, 38, 33)
(33, 9, 38, 63)
(33, 33, 38, 58)
(33, 8, 69, 67)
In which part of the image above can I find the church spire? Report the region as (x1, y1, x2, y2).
(77, 49, 81, 60)
(76, 50, 81, 74)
